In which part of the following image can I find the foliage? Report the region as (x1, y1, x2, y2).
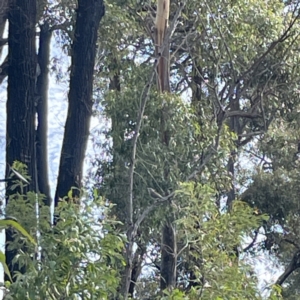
(0, 218, 35, 283)
(124, 182, 272, 299)
(87, 0, 300, 297)
(173, 183, 267, 299)
(4, 0, 300, 298)
(4, 191, 125, 300)
(242, 120, 300, 297)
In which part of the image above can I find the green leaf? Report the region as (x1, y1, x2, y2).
(0, 219, 36, 245)
(0, 250, 12, 282)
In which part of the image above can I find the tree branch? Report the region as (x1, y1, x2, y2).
(0, 54, 8, 85)
(123, 3, 188, 298)
(238, 131, 265, 138)
(276, 250, 300, 286)
(224, 111, 261, 119)
(243, 230, 259, 252)
(282, 238, 300, 250)
(0, 38, 7, 46)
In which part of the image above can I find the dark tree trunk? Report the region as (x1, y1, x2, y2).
(191, 63, 204, 118)
(5, 0, 37, 280)
(160, 222, 176, 289)
(155, 28, 170, 93)
(54, 0, 105, 206)
(36, 22, 52, 206)
(226, 99, 240, 209)
(128, 244, 145, 297)
(226, 156, 235, 209)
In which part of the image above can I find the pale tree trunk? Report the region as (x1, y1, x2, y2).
(155, 0, 170, 93)
(54, 0, 105, 207)
(36, 22, 52, 206)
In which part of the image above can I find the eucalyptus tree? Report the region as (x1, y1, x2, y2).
(5, 0, 37, 280)
(242, 113, 300, 297)
(91, 0, 300, 298)
(4, 0, 105, 280)
(3, 0, 300, 298)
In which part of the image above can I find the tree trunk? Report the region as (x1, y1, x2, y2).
(154, 0, 176, 291)
(5, 0, 37, 280)
(154, 0, 170, 93)
(226, 100, 239, 209)
(54, 0, 105, 206)
(226, 156, 235, 209)
(160, 222, 177, 289)
(128, 242, 146, 297)
(36, 22, 52, 206)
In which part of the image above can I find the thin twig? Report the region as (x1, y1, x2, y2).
(243, 230, 259, 252)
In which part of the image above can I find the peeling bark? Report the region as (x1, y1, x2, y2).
(155, 0, 170, 92)
(154, 0, 176, 291)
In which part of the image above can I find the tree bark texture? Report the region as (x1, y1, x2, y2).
(5, 0, 37, 280)
(128, 243, 146, 297)
(154, 0, 176, 291)
(160, 222, 177, 289)
(155, 0, 170, 93)
(54, 0, 105, 206)
(36, 22, 52, 206)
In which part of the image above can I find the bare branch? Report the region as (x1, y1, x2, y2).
(238, 131, 265, 138)
(243, 230, 259, 252)
(241, 12, 299, 81)
(224, 111, 261, 119)
(131, 123, 222, 241)
(50, 22, 72, 32)
(0, 54, 8, 85)
(133, 192, 174, 236)
(276, 250, 300, 286)
(0, 38, 7, 46)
